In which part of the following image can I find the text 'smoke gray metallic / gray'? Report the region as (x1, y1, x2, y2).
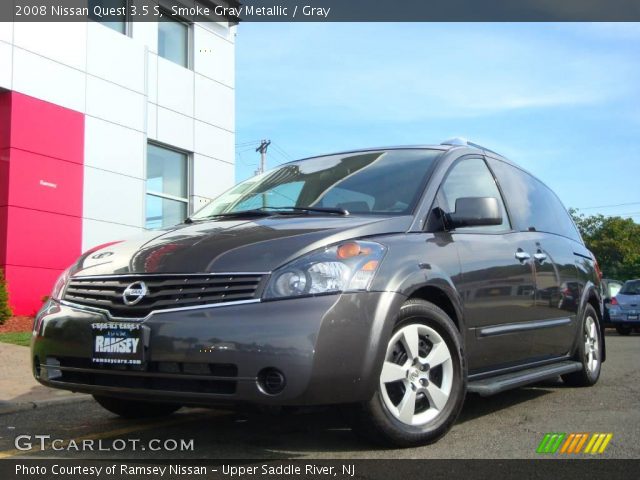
(32, 139, 604, 446)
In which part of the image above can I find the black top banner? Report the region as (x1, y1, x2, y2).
(2, 0, 640, 22)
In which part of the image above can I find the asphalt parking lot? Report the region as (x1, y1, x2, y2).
(0, 331, 638, 460)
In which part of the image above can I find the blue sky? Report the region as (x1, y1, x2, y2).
(234, 23, 640, 220)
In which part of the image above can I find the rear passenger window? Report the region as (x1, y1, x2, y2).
(438, 157, 510, 232)
(488, 159, 582, 242)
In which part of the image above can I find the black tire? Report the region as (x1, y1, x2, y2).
(93, 395, 181, 419)
(348, 299, 466, 447)
(616, 325, 632, 336)
(562, 304, 602, 387)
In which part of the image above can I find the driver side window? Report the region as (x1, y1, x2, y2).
(430, 157, 510, 232)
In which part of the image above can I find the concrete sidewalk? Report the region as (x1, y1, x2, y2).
(0, 341, 88, 414)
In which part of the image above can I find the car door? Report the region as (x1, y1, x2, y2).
(487, 158, 581, 360)
(429, 156, 538, 373)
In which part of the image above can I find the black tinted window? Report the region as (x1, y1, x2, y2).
(438, 157, 510, 231)
(488, 159, 581, 242)
(192, 149, 440, 218)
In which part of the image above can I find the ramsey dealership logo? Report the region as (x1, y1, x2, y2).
(536, 432, 613, 455)
(122, 281, 148, 305)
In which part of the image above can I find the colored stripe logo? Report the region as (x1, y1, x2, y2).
(537, 433, 613, 454)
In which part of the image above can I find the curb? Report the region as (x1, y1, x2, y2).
(0, 394, 92, 416)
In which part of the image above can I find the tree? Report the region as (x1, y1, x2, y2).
(569, 209, 640, 281)
(0, 268, 12, 325)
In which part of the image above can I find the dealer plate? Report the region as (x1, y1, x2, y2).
(91, 322, 144, 365)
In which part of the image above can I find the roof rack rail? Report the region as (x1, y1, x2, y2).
(440, 137, 502, 156)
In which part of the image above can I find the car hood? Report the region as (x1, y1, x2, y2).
(72, 214, 412, 276)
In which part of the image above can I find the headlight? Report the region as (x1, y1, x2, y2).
(264, 241, 386, 299)
(51, 267, 72, 300)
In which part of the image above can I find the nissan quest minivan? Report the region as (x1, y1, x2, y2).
(32, 139, 604, 447)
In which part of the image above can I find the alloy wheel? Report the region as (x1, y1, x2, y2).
(584, 315, 599, 374)
(379, 323, 454, 426)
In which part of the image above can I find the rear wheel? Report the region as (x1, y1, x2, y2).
(349, 299, 466, 447)
(616, 325, 632, 336)
(93, 395, 181, 419)
(562, 305, 602, 387)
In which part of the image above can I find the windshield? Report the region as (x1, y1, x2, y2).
(620, 280, 640, 295)
(191, 149, 441, 219)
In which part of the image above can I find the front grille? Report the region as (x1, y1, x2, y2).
(47, 357, 238, 395)
(63, 274, 264, 318)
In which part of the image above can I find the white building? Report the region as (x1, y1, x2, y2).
(0, 8, 237, 314)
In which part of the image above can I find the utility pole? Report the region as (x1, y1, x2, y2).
(255, 139, 271, 175)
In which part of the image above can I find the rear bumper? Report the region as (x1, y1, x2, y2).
(607, 310, 640, 325)
(31, 291, 404, 406)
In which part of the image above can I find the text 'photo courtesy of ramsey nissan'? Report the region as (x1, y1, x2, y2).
(0, 1, 639, 479)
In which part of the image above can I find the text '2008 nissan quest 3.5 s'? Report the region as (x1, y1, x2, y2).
(32, 139, 604, 447)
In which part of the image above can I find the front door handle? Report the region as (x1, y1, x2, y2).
(534, 251, 548, 264)
(515, 249, 531, 263)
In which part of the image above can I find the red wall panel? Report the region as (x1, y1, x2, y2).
(0, 149, 8, 207)
(6, 149, 83, 217)
(4, 265, 63, 316)
(8, 92, 84, 164)
(0, 206, 6, 266)
(0, 92, 84, 315)
(5, 207, 82, 271)
(0, 92, 11, 150)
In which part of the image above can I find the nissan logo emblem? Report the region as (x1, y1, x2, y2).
(122, 281, 148, 306)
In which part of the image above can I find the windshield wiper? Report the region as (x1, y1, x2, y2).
(184, 206, 348, 223)
(184, 209, 275, 223)
(266, 206, 349, 216)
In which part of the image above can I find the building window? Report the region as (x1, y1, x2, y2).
(146, 144, 190, 229)
(158, 14, 190, 67)
(89, 0, 129, 35)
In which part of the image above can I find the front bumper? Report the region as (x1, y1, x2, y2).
(31, 292, 404, 406)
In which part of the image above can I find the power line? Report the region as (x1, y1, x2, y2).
(235, 139, 261, 147)
(271, 142, 293, 161)
(576, 201, 640, 211)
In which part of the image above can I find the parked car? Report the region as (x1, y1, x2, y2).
(607, 279, 640, 335)
(601, 278, 624, 327)
(32, 139, 604, 447)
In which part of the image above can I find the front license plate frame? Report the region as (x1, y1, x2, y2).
(91, 322, 145, 366)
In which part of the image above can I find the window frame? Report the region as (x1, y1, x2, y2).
(426, 155, 513, 234)
(157, 8, 194, 69)
(145, 142, 192, 229)
(90, 0, 132, 36)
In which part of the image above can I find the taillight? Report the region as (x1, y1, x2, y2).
(611, 297, 618, 306)
(592, 254, 603, 279)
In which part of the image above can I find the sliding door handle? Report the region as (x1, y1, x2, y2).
(515, 249, 531, 262)
(534, 251, 548, 264)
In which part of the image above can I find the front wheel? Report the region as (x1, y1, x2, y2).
(348, 299, 466, 447)
(562, 305, 602, 387)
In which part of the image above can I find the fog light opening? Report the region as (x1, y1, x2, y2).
(257, 368, 286, 395)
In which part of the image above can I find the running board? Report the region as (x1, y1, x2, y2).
(468, 360, 582, 396)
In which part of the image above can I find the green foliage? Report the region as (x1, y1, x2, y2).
(0, 268, 12, 325)
(0, 332, 31, 347)
(569, 208, 640, 281)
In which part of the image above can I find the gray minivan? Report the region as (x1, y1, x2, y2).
(32, 139, 603, 447)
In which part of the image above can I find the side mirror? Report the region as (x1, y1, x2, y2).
(446, 197, 503, 229)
